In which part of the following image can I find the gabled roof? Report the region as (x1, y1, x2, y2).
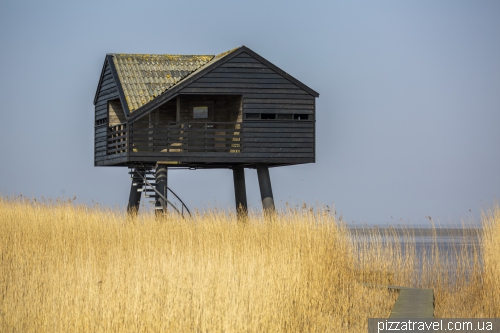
(95, 46, 319, 120)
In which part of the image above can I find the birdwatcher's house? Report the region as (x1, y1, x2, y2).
(93, 46, 319, 215)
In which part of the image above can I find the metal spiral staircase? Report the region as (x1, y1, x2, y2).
(129, 168, 191, 217)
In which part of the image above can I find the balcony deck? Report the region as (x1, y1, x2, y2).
(100, 120, 315, 167)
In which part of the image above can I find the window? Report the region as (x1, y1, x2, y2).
(245, 113, 311, 120)
(95, 118, 107, 126)
(294, 114, 309, 120)
(260, 114, 276, 120)
(245, 113, 260, 119)
(193, 106, 209, 119)
(188, 101, 214, 121)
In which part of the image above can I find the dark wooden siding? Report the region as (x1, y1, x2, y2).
(243, 121, 314, 153)
(177, 52, 315, 165)
(94, 60, 119, 166)
(181, 52, 314, 116)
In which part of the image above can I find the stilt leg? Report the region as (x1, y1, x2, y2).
(232, 166, 248, 218)
(256, 163, 275, 213)
(127, 169, 144, 215)
(155, 164, 168, 215)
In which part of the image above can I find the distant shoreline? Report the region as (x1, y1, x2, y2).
(347, 227, 481, 238)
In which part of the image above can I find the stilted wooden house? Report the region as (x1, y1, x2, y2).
(94, 46, 319, 214)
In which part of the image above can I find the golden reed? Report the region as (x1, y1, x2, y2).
(0, 196, 498, 332)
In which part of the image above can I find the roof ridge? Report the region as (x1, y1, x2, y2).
(114, 53, 215, 57)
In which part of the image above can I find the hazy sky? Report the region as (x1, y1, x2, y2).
(1, 0, 499, 226)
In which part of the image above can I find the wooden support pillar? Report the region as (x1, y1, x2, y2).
(232, 166, 248, 217)
(127, 169, 144, 215)
(256, 163, 275, 213)
(155, 164, 168, 215)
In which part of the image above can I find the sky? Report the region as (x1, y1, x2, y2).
(1, 0, 499, 226)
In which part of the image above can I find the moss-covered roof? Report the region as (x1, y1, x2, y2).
(112, 54, 214, 112)
(111, 48, 241, 112)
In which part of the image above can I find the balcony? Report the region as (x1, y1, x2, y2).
(106, 120, 314, 165)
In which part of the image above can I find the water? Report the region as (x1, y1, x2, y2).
(348, 227, 482, 285)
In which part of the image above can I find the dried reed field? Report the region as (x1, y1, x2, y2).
(0, 196, 499, 332)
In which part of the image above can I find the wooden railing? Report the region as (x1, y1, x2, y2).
(106, 120, 315, 157)
(129, 122, 242, 154)
(107, 124, 127, 155)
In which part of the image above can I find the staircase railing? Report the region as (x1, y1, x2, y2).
(132, 168, 191, 218)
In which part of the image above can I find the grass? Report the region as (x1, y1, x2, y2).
(0, 196, 498, 332)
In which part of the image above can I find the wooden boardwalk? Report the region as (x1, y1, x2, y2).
(388, 286, 434, 318)
(363, 284, 434, 318)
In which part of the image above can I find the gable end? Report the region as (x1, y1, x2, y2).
(93, 59, 111, 105)
(94, 59, 119, 117)
(94, 57, 129, 119)
(240, 47, 319, 97)
(106, 55, 131, 118)
(182, 51, 313, 95)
